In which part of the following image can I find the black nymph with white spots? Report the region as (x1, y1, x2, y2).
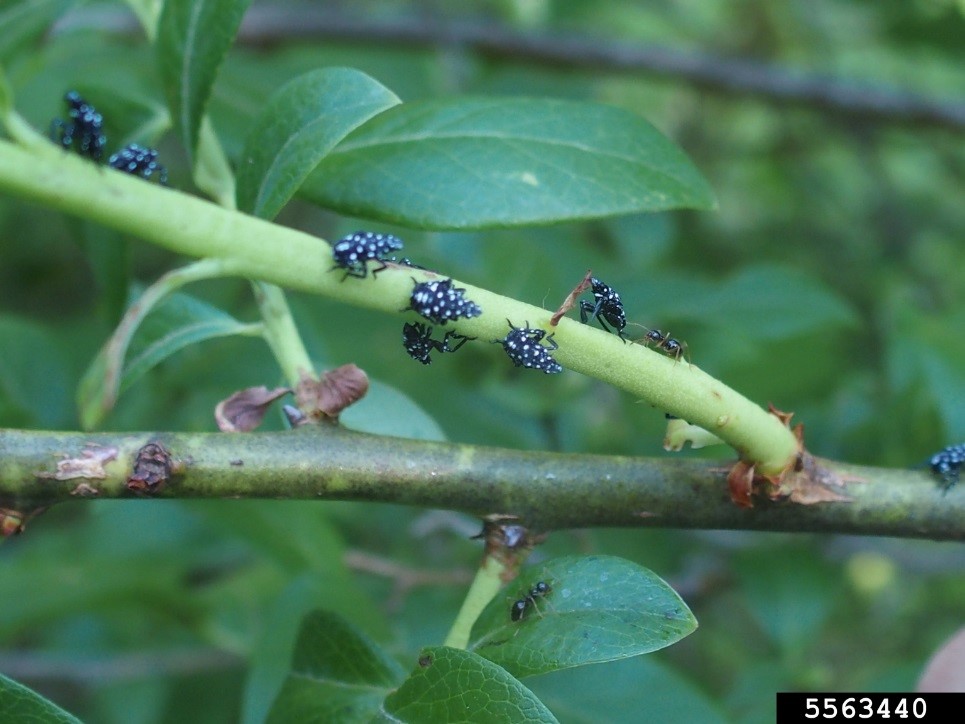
(331, 231, 404, 280)
(494, 320, 563, 374)
(50, 91, 107, 162)
(108, 144, 168, 185)
(404, 278, 482, 326)
(929, 443, 964, 491)
(580, 277, 628, 340)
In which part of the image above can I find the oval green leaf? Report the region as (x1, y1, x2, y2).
(266, 609, 404, 724)
(236, 67, 401, 220)
(78, 276, 260, 430)
(379, 647, 559, 724)
(156, 0, 253, 161)
(302, 97, 716, 230)
(0, 672, 81, 724)
(468, 555, 696, 678)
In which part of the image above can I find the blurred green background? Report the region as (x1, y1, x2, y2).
(1, 1, 962, 722)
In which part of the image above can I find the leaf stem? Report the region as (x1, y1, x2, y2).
(251, 281, 314, 386)
(443, 556, 508, 649)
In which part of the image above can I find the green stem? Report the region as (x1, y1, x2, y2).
(443, 556, 508, 649)
(1, 429, 960, 541)
(252, 281, 314, 386)
(193, 120, 316, 388)
(0, 138, 797, 473)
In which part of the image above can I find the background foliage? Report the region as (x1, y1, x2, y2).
(1, 0, 963, 722)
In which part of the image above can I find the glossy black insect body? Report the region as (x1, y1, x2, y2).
(494, 321, 563, 374)
(405, 278, 482, 325)
(331, 231, 404, 280)
(510, 581, 552, 622)
(50, 91, 106, 162)
(929, 443, 964, 491)
(402, 322, 474, 364)
(580, 277, 628, 340)
(108, 143, 168, 185)
(642, 329, 687, 362)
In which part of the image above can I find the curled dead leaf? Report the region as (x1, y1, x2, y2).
(215, 386, 291, 432)
(296, 364, 369, 421)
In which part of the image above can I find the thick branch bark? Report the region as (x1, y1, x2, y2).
(1, 428, 960, 541)
(55, 7, 965, 132)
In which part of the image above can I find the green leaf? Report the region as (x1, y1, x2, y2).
(77, 265, 261, 429)
(340, 379, 447, 442)
(236, 67, 401, 220)
(0, 672, 82, 723)
(379, 647, 559, 723)
(469, 555, 696, 678)
(0, 63, 10, 116)
(121, 291, 260, 393)
(122, 0, 163, 39)
(626, 263, 860, 344)
(266, 609, 404, 724)
(733, 544, 841, 655)
(156, 0, 253, 162)
(302, 97, 716, 230)
(0, 315, 71, 427)
(529, 656, 728, 724)
(0, 0, 76, 64)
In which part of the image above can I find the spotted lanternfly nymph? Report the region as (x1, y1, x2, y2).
(642, 329, 688, 363)
(50, 91, 106, 162)
(929, 443, 964, 491)
(402, 322, 475, 364)
(404, 278, 482, 326)
(108, 143, 168, 185)
(580, 277, 628, 341)
(331, 231, 404, 280)
(494, 320, 563, 374)
(510, 581, 552, 622)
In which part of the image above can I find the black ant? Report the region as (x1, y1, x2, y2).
(641, 329, 689, 364)
(510, 580, 551, 622)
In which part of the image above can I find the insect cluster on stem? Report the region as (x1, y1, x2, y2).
(50, 91, 167, 183)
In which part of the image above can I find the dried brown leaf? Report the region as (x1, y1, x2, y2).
(296, 364, 369, 420)
(727, 460, 756, 508)
(550, 269, 593, 326)
(215, 386, 290, 432)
